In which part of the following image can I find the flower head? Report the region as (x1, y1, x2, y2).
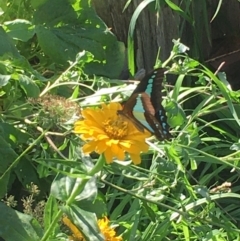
(63, 216, 122, 241)
(98, 217, 122, 241)
(74, 102, 150, 164)
(29, 94, 80, 128)
(62, 216, 84, 241)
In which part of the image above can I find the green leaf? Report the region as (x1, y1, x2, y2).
(18, 74, 40, 97)
(35, 158, 88, 178)
(0, 123, 30, 147)
(0, 123, 32, 190)
(142, 202, 156, 222)
(210, 0, 223, 22)
(0, 135, 18, 198)
(128, 0, 155, 74)
(0, 7, 4, 16)
(15, 158, 41, 187)
(0, 172, 9, 200)
(165, 100, 185, 127)
(172, 39, 190, 54)
(51, 171, 97, 202)
(165, 0, 192, 23)
(75, 51, 94, 64)
(0, 202, 43, 241)
(128, 0, 155, 38)
(0, 74, 11, 86)
(202, 66, 240, 127)
(35, 25, 101, 66)
(4, 19, 35, 42)
(31, 0, 48, 8)
(33, 0, 77, 25)
(44, 195, 59, 234)
(231, 142, 240, 151)
(0, 27, 20, 57)
(34, 0, 124, 78)
(77, 194, 107, 218)
(84, 41, 125, 78)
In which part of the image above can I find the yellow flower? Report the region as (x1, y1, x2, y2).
(98, 217, 122, 241)
(74, 102, 150, 164)
(63, 216, 122, 241)
(62, 216, 84, 241)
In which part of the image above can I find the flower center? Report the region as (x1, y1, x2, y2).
(103, 117, 128, 139)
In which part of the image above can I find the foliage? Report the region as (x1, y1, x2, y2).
(0, 0, 240, 241)
(0, 0, 125, 78)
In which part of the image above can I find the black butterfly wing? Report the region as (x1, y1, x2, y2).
(118, 93, 146, 132)
(137, 92, 171, 140)
(148, 69, 171, 139)
(119, 68, 171, 140)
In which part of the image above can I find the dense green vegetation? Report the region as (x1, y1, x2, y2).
(0, 0, 240, 241)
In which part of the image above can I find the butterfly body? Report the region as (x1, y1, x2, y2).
(118, 68, 171, 140)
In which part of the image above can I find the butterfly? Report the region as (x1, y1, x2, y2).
(118, 68, 171, 141)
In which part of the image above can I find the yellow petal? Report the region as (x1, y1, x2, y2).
(82, 141, 97, 153)
(104, 148, 114, 164)
(123, 142, 149, 154)
(125, 131, 150, 141)
(97, 133, 109, 140)
(95, 141, 108, 153)
(129, 153, 141, 165)
(118, 140, 131, 149)
(106, 139, 119, 146)
(111, 144, 125, 160)
(82, 110, 104, 128)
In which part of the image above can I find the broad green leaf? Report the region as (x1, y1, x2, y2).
(0, 27, 20, 57)
(0, 172, 9, 200)
(77, 194, 107, 218)
(0, 74, 11, 86)
(0, 135, 18, 198)
(15, 158, 41, 187)
(0, 202, 43, 241)
(34, 0, 125, 78)
(3, 19, 35, 42)
(84, 41, 125, 78)
(0, 7, 4, 16)
(31, 0, 48, 9)
(0, 124, 33, 195)
(165, 100, 185, 127)
(51, 171, 97, 202)
(0, 123, 30, 147)
(35, 25, 105, 65)
(33, 0, 77, 25)
(18, 74, 40, 97)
